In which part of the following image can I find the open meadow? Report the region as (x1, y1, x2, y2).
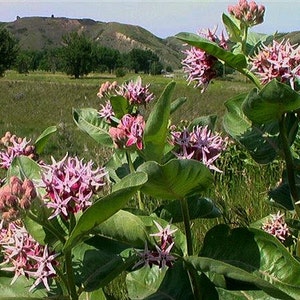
(0, 70, 282, 298)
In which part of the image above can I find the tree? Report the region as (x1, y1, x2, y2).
(127, 49, 160, 73)
(61, 32, 95, 79)
(0, 28, 19, 76)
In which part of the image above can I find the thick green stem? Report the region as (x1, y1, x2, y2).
(180, 198, 201, 299)
(126, 151, 144, 210)
(180, 198, 193, 256)
(279, 115, 300, 256)
(65, 250, 78, 300)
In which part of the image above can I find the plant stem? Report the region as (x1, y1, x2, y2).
(126, 151, 144, 210)
(180, 198, 201, 299)
(180, 198, 193, 256)
(65, 250, 78, 300)
(279, 114, 300, 256)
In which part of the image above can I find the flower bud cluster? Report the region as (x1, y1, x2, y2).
(0, 176, 36, 222)
(0, 221, 58, 291)
(0, 132, 36, 169)
(109, 114, 145, 150)
(134, 221, 177, 269)
(251, 40, 300, 90)
(39, 154, 107, 219)
(262, 211, 290, 242)
(228, 0, 265, 27)
(170, 125, 227, 172)
(97, 81, 119, 99)
(182, 28, 228, 93)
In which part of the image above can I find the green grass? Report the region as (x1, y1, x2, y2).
(0, 70, 281, 299)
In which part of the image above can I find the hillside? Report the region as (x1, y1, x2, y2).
(2, 16, 184, 69)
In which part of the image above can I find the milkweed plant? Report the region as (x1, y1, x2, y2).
(1, 0, 300, 299)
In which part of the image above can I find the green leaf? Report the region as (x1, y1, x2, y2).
(34, 125, 57, 155)
(79, 289, 107, 300)
(242, 80, 300, 124)
(216, 288, 279, 299)
(0, 276, 47, 299)
(222, 13, 242, 43)
(176, 32, 247, 70)
(224, 93, 279, 164)
(127, 262, 193, 300)
(63, 172, 148, 251)
(110, 95, 129, 119)
(137, 159, 213, 200)
(155, 196, 221, 223)
(143, 81, 175, 162)
(73, 242, 136, 292)
(7, 155, 41, 181)
(170, 97, 186, 114)
(188, 115, 218, 131)
(198, 224, 300, 299)
(73, 107, 113, 147)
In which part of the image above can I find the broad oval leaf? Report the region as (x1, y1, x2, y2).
(126, 262, 193, 300)
(137, 159, 213, 200)
(143, 81, 175, 162)
(242, 80, 300, 124)
(110, 95, 129, 119)
(63, 172, 148, 252)
(34, 125, 57, 155)
(73, 107, 113, 147)
(222, 13, 242, 44)
(198, 224, 300, 299)
(176, 32, 247, 70)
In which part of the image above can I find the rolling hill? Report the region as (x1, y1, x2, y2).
(1, 16, 184, 69)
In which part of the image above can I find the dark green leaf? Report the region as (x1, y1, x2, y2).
(143, 81, 175, 162)
(34, 126, 57, 155)
(176, 32, 247, 70)
(63, 172, 148, 251)
(73, 107, 113, 147)
(198, 224, 300, 299)
(127, 262, 193, 300)
(242, 80, 300, 124)
(216, 288, 278, 299)
(137, 159, 213, 200)
(155, 196, 221, 223)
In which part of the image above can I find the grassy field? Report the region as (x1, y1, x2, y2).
(0, 70, 281, 298)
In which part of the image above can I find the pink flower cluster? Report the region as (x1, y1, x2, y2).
(39, 154, 107, 219)
(134, 221, 177, 269)
(98, 78, 154, 123)
(251, 40, 300, 90)
(170, 125, 227, 172)
(182, 28, 228, 93)
(228, 0, 265, 27)
(109, 114, 145, 150)
(262, 211, 290, 242)
(118, 77, 154, 105)
(0, 132, 36, 169)
(0, 221, 58, 291)
(0, 176, 36, 222)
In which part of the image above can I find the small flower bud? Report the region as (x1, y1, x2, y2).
(10, 176, 24, 196)
(23, 179, 37, 199)
(20, 196, 31, 210)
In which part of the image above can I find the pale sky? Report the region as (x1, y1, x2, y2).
(0, 0, 299, 38)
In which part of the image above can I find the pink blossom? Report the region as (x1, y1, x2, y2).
(109, 114, 145, 150)
(39, 154, 107, 219)
(262, 211, 290, 242)
(171, 125, 227, 172)
(97, 81, 119, 99)
(134, 221, 177, 269)
(182, 28, 228, 92)
(251, 40, 300, 89)
(0, 132, 36, 169)
(117, 77, 154, 105)
(98, 100, 115, 123)
(0, 221, 58, 291)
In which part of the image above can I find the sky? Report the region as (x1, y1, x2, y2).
(0, 0, 299, 38)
